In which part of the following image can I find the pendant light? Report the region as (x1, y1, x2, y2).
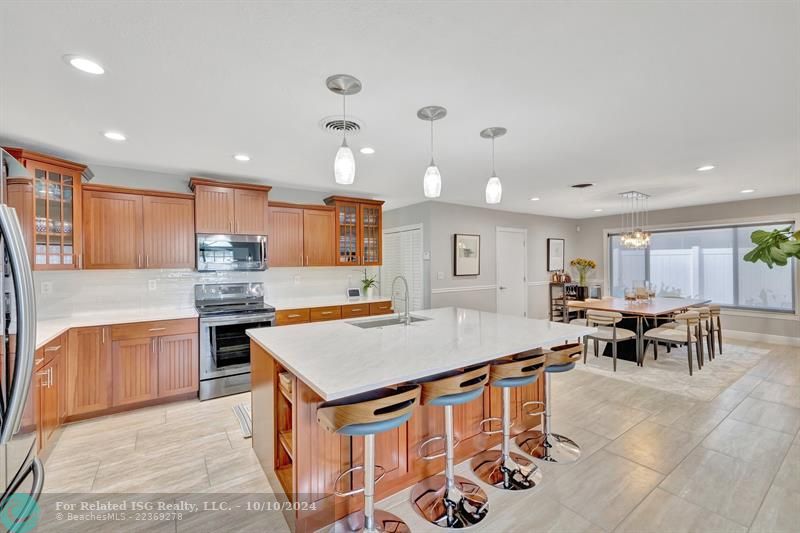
(417, 106, 447, 198)
(326, 74, 362, 185)
(480, 127, 507, 204)
(619, 191, 651, 248)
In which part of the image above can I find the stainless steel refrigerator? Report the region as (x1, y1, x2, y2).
(0, 149, 42, 527)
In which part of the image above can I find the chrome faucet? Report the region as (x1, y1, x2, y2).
(391, 275, 411, 325)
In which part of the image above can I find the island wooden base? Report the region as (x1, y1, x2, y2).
(251, 341, 545, 532)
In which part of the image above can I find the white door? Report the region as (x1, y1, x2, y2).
(381, 225, 424, 311)
(496, 227, 527, 316)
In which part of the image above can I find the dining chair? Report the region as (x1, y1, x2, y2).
(643, 311, 703, 375)
(582, 310, 637, 371)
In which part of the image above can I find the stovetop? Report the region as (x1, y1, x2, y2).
(195, 302, 276, 317)
(194, 282, 274, 317)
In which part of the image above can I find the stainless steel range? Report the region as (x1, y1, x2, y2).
(195, 282, 275, 400)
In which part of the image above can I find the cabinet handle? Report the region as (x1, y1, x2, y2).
(44, 345, 61, 352)
(146, 255, 150, 268)
(148, 327, 166, 332)
(287, 314, 302, 319)
(152, 338, 157, 353)
(49, 367, 53, 388)
(321, 311, 333, 315)
(35, 358, 44, 366)
(77, 253, 82, 269)
(306, 255, 309, 265)
(37, 370, 49, 387)
(102, 328, 105, 344)
(351, 308, 362, 312)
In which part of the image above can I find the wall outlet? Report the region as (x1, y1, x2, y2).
(437, 271, 444, 280)
(41, 281, 53, 295)
(293, 275, 301, 285)
(423, 251, 431, 260)
(148, 279, 157, 291)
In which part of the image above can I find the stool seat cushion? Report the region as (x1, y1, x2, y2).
(428, 385, 485, 406)
(493, 374, 539, 388)
(338, 411, 414, 436)
(546, 362, 575, 373)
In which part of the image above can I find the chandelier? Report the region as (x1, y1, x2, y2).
(619, 191, 651, 248)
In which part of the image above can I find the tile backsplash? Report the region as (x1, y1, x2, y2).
(35, 267, 380, 319)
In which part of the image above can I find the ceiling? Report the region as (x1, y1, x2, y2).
(1, 1, 798, 218)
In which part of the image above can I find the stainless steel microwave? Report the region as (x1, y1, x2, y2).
(196, 234, 268, 271)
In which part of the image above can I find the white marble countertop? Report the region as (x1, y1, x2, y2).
(267, 294, 391, 310)
(247, 307, 596, 401)
(36, 307, 198, 348)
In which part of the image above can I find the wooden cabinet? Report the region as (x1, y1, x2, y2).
(3, 148, 86, 270)
(112, 337, 158, 406)
(67, 326, 111, 417)
(190, 177, 271, 235)
(276, 309, 310, 326)
(303, 208, 336, 266)
(324, 196, 384, 266)
(157, 333, 199, 397)
(341, 303, 370, 318)
(275, 301, 392, 326)
(269, 206, 304, 267)
(83, 185, 195, 269)
(369, 301, 393, 315)
(309, 306, 341, 322)
(6, 178, 34, 261)
(35, 332, 68, 452)
(142, 195, 195, 268)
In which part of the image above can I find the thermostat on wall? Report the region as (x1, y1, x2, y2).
(346, 288, 362, 299)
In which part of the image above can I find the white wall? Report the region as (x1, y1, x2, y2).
(576, 194, 800, 340)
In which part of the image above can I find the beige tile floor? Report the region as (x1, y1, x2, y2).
(42, 339, 800, 532)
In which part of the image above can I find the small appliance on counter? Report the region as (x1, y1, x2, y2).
(195, 282, 275, 400)
(196, 234, 268, 271)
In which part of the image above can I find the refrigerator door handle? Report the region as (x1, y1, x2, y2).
(0, 456, 44, 523)
(0, 205, 37, 444)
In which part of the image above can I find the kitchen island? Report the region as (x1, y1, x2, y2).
(247, 307, 594, 531)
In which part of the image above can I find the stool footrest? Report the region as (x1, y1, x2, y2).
(478, 417, 503, 435)
(522, 400, 545, 417)
(417, 434, 462, 460)
(333, 464, 386, 497)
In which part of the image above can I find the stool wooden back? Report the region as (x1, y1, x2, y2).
(490, 349, 547, 382)
(419, 364, 490, 405)
(586, 310, 623, 326)
(693, 306, 711, 320)
(546, 342, 583, 367)
(317, 384, 420, 434)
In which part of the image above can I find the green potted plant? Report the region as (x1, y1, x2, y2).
(361, 268, 378, 299)
(744, 226, 800, 268)
(569, 257, 596, 301)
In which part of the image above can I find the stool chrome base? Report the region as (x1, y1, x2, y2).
(410, 474, 489, 528)
(470, 449, 542, 490)
(330, 509, 411, 533)
(515, 430, 581, 464)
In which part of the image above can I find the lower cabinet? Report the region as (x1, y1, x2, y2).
(157, 333, 199, 397)
(112, 337, 159, 406)
(67, 326, 111, 417)
(275, 300, 393, 326)
(37, 333, 68, 453)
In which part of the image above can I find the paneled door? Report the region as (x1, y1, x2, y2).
(83, 190, 144, 269)
(496, 227, 528, 317)
(112, 337, 158, 406)
(302, 209, 336, 266)
(67, 326, 111, 416)
(335, 202, 360, 265)
(234, 188, 268, 235)
(157, 333, 199, 397)
(361, 204, 381, 265)
(143, 195, 195, 268)
(194, 184, 235, 233)
(269, 207, 304, 266)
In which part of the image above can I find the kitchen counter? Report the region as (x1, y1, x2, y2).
(36, 306, 198, 348)
(266, 294, 390, 311)
(248, 306, 594, 401)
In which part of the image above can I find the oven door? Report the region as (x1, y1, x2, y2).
(196, 234, 268, 272)
(199, 313, 274, 380)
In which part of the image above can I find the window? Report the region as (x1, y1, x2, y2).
(609, 222, 795, 312)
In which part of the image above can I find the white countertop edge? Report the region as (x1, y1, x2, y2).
(248, 311, 596, 401)
(268, 294, 391, 311)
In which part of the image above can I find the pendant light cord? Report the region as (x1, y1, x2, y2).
(342, 94, 347, 144)
(491, 137, 496, 176)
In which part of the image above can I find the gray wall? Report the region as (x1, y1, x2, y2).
(575, 194, 800, 340)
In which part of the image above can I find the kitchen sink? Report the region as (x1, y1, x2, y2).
(347, 314, 431, 329)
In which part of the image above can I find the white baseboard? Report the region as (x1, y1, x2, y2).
(723, 329, 800, 347)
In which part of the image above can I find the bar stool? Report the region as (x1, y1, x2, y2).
(709, 304, 723, 355)
(470, 350, 546, 490)
(643, 311, 702, 375)
(318, 385, 420, 533)
(581, 310, 637, 371)
(515, 342, 583, 464)
(410, 365, 490, 528)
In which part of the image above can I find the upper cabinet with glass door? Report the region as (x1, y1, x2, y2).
(324, 196, 384, 266)
(3, 148, 86, 270)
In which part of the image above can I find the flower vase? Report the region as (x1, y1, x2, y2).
(366, 287, 376, 299)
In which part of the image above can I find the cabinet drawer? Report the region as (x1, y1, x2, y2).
(41, 334, 66, 366)
(309, 306, 342, 322)
(369, 301, 393, 315)
(111, 318, 198, 341)
(341, 304, 370, 318)
(276, 309, 310, 326)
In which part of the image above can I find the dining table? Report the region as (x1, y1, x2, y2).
(567, 297, 711, 364)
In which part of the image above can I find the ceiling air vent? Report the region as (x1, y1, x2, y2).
(319, 115, 363, 136)
(571, 183, 594, 189)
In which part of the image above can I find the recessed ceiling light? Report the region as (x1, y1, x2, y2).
(103, 131, 126, 141)
(593, 208, 604, 212)
(529, 197, 540, 201)
(740, 188, 755, 194)
(233, 154, 251, 162)
(63, 55, 104, 75)
(359, 147, 375, 155)
(696, 165, 715, 172)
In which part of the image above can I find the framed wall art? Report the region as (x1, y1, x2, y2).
(454, 234, 480, 276)
(547, 238, 565, 272)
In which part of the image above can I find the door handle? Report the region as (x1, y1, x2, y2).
(499, 286, 508, 290)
